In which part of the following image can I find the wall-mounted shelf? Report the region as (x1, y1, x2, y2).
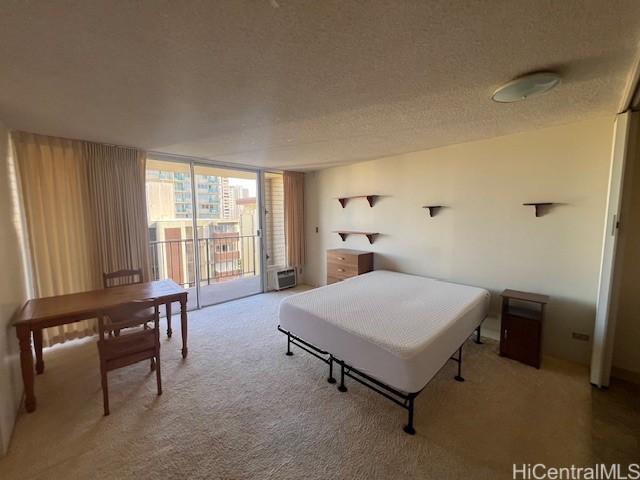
(334, 230, 379, 244)
(422, 205, 444, 217)
(523, 203, 554, 217)
(337, 195, 378, 208)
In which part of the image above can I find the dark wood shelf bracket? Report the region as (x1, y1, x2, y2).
(335, 231, 379, 244)
(422, 205, 443, 217)
(337, 195, 378, 208)
(523, 203, 554, 217)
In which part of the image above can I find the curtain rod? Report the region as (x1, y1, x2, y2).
(12, 130, 286, 173)
(12, 130, 141, 151)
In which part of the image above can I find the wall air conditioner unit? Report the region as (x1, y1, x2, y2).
(269, 266, 297, 290)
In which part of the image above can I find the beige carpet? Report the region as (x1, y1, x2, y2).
(0, 287, 636, 479)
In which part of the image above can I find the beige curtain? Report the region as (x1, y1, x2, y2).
(13, 133, 101, 345)
(283, 171, 305, 267)
(85, 143, 151, 280)
(12, 132, 149, 346)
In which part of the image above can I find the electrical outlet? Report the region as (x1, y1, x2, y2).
(315, 226, 319, 233)
(572, 332, 590, 342)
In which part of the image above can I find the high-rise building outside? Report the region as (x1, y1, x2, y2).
(145, 165, 262, 290)
(146, 168, 225, 219)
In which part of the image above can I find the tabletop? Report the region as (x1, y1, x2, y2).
(13, 279, 186, 326)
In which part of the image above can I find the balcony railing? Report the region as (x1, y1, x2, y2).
(149, 235, 258, 289)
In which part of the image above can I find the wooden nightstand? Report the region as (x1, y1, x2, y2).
(326, 249, 373, 284)
(500, 289, 549, 369)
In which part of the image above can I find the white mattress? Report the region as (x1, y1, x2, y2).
(279, 270, 490, 393)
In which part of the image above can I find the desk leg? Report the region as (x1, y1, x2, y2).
(33, 328, 44, 374)
(166, 302, 172, 338)
(180, 298, 188, 359)
(17, 325, 36, 412)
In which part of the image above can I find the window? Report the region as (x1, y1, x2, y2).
(147, 158, 261, 306)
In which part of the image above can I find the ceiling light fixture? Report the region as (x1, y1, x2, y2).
(492, 72, 561, 103)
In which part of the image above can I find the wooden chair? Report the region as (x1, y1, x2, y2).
(97, 299, 162, 416)
(102, 269, 145, 337)
(103, 269, 144, 289)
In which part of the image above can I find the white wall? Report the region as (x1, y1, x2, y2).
(304, 116, 614, 365)
(0, 122, 27, 455)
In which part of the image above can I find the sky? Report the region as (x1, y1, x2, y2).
(229, 177, 256, 197)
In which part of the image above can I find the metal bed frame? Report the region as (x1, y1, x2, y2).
(277, 323, 483, 435)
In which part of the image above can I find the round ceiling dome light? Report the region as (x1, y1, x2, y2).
(491, 72, 560, 103)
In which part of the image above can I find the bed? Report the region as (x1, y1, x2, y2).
(278, 270, 490, 434)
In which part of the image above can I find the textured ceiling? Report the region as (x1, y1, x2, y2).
(1, 1, 639, 170)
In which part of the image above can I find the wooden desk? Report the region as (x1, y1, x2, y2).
(12, 279, 188, 413)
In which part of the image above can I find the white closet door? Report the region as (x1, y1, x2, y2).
(590, 112, 631, 387)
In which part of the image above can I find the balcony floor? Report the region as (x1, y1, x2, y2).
(186, 275, 262, 308)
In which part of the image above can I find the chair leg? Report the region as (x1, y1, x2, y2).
(101, 368, 110, 416)
(155, 354, 162, 396)
(150, 357, 156, 372)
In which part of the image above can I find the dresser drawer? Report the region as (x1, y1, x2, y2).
(327, 250, 359, 267)
(327, 262, 358, 279)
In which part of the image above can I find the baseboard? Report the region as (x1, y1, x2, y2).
(611, 366, 640, 384)
(0, 346, 24, 457)
(480, 316, 500, 341)
(480, 327, 500, 342)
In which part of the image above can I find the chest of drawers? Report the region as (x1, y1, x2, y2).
(326, 249, 373, 284)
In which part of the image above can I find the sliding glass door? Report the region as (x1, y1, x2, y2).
(193, 164, 261, 306)
(145, 157, 263, 310)
(146, 159, 199, 310)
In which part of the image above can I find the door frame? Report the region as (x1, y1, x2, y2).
(189, 161, 202, 309)
(258, 170, 268, 293)
(147, 152, 267, 308)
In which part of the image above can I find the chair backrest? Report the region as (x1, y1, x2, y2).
(103, 269, 144, 289)
(97, 299, 159, 342)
